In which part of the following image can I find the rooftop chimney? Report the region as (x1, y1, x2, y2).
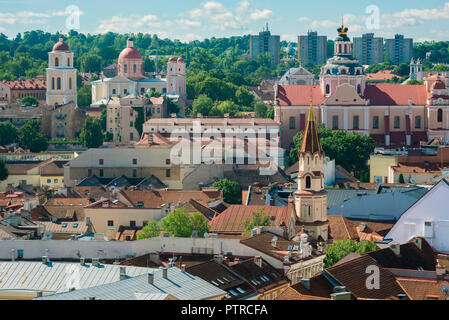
(80, 257, 85, 266)
(181, 264, 186, 273)
(127, 38, 134, 48)
(92, 258, 100, 266)
(301, 279, 310, 291)
(148, 273, 154, 284)
(254, 256, 262, 268)
(162, 267, 168, 279)
(42, 256, 49, 264)
(120, 266, 126, 280)
(390, 243, 401, 256)
(10, 249, 15, 262)
(214, 255, 224, 264)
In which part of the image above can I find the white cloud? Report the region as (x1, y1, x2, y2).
(298, 17, 310, 22)
(250, 9, 273, 21)
(310, 20, 337, 28)
(0, 10, 85, 26)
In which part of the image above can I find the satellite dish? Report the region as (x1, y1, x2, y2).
(442, 285, 449, 298)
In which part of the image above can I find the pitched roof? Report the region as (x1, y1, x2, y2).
(39, 160, 68, 176)
(35, 266, 226, 300)
(38, 221, 89, 235)
(325, 255, 406, 299)
(276, 273, 333, 300)
(327, 215, 359, 241)
(300, 107, 323, 155)
(209, 205, 290, 234)
(396, 278, 449, 300)
(120, 189, 222, 209)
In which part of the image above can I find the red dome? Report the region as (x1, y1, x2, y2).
(53, 39, 69, 52)
(168, 56, 177, 62)
(118, 47, 142, 60)
(177, 57, 184, 63)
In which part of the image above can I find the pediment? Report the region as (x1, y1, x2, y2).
(324, 83, 366, 106)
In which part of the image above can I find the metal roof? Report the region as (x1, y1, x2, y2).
(0, 261, 155, 294)
(35, 266, 226, 300)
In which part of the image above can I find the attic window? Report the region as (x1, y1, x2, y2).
(137, 201, 143, 207)
(73, 223, 78, 228)
(62, 223, 67, 228)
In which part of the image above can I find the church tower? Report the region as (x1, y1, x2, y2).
(46, 37, 77, 106)
(294, 100, 329, 242)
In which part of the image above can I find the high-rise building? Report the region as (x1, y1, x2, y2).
(385, 34, 413, 65)
(249, 25, 280, 67)
(353, 33, 384, 65)
(297, 31, 327, 66)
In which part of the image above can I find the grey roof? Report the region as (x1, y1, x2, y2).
(326, 189, 378, 209)
(0, 261, 155, 294)
(328, 192, 420, 221)
(35, 266, 226, 300)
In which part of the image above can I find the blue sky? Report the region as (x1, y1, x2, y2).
(0, 0, 448, 42)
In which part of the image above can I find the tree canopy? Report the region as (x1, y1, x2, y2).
(242, 209, 271, 236)
(137, 220, 161, 239)
(0, 121, 18, 146)
(19, 119, 48, 152)
(79, 117, 103, 148)
(324, 239, 378, 268)
(211, 178, 241, 204)
(289, 125, 376, 178)
(0, 158, 8, 181)
(159, 208, 209, 238)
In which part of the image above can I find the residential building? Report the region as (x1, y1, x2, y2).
(353, 33, 384, 65)
(275, 25, 446, 150)
(46, 38, 77, 106)
(0, 104, 42, 128)
(250, 25, 280, 67)
(297, 31, 327, 66)
(41, 101, 87, 139)
(278, 67, 315, 85)
(385, 179, 449, 254)
(0, 79, 46, 105)
(385, 34, 413, 65)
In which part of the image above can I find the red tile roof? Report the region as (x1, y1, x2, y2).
(2, 79, 46, 90)
(209, 205, 290, 234)
(366, 70, 398, 81)
(277, 84, 429, 106)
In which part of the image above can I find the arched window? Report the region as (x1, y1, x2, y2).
(51, 77, 55, 90)
(325, 84, 330, 94)
(332, 115, 339, 129)
(289, 117, 296, 129)
(326, 69, 331, 75)
(340, 69, 346, 75)
(353, 115, 359, 129)
(133, 64, 137, 73)
(338, 44, 342, 53)
(69, 78, 72, 90)
(438, 109, 443, 123)
(357, 84, 361, 94)
(57, 77, 61, 90)
(415, 116, 421, 129)
(124, 64, 128, 73)
(67, 58, 70, 66)
(55, 57, 59, 67)
(306, 176, 311, 189)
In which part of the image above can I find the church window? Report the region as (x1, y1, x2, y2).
(308, 206, 311, 216)
(326, 69, 331, 75)
(332, 115, 338, 129)
(415, 116, 421, 129)
(338, 44, 342, 53)
(315, 156, 317, 165)
(438, 109, 443, 123)
(55, 57, 59, 67)
(124, 64, 128, 73)
(353, 116, 359, 129)
(289, 117, 296, 129)
(306, 176, 311, 189)
(357, 84, 361, 94)
(373, 116, 379, 129)
(69, 78, 72, 90)
(57, 77, 61, 90)
(340, 69, 347, 75)
(394, 116, 400, 129)
(51, 78, 55, 90)
(133, 64, 137, 73)
(67, 58, 70, 66)
(325, 84, 330, 94)
(356, 69, 361, 75)
(112, 89, 116, 94)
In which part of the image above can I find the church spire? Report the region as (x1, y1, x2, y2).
(300, 89, 323, 155)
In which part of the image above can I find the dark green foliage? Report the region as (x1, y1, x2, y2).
(20, 96, 39, 106)
(0, 121, 18, 146)
(167, 98, 179, 115)
(0, 158, 8, 181)
(211, 178, 241, 204)
(132, 107, 144, 137)
(399, 173, 405, 184)
(19, 119, 48, 152)
(289, 125, 376, 178)
(78, 84, 92, 107)
(79, 117, 103, 148)
(242, 209, 271, 236)
(159, 209, 210, 238)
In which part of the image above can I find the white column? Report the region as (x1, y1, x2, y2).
(322, 108, 327, 128)
(343, 108, 348, 130)
(364, 107, 369, 134)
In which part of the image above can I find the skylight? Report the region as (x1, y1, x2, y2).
(236, 287, 245, 294)
(211, 281, 219, 286)
(229, 290, 238, 296)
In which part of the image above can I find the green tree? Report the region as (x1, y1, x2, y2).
(19, 120, 47, 152)
(99, 108, 107, 131)
(0, 158, 8, 181)
(167, 98, 179, 114)
(211, 178, 241, 204)
(254, 100, 268, 118)
(0, 121, 18, 146)
(289, 126, 375, 178)
(394, 63, 410, 77)
(78, 84, 92, 107)
(79, 117, 103, 148)
(210, 100, 241, 117)
(137, 220, 161, 239)
(80, 54, 102, 73)
(192, 94, 213, 116)
(189, 212, 210, 238)
(399, 173, 405, 184)
(324, 239, 378, 268)
(242, 209, 271, 236)
(20, 96, 39, 106)
(235, 87, 254, 107)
